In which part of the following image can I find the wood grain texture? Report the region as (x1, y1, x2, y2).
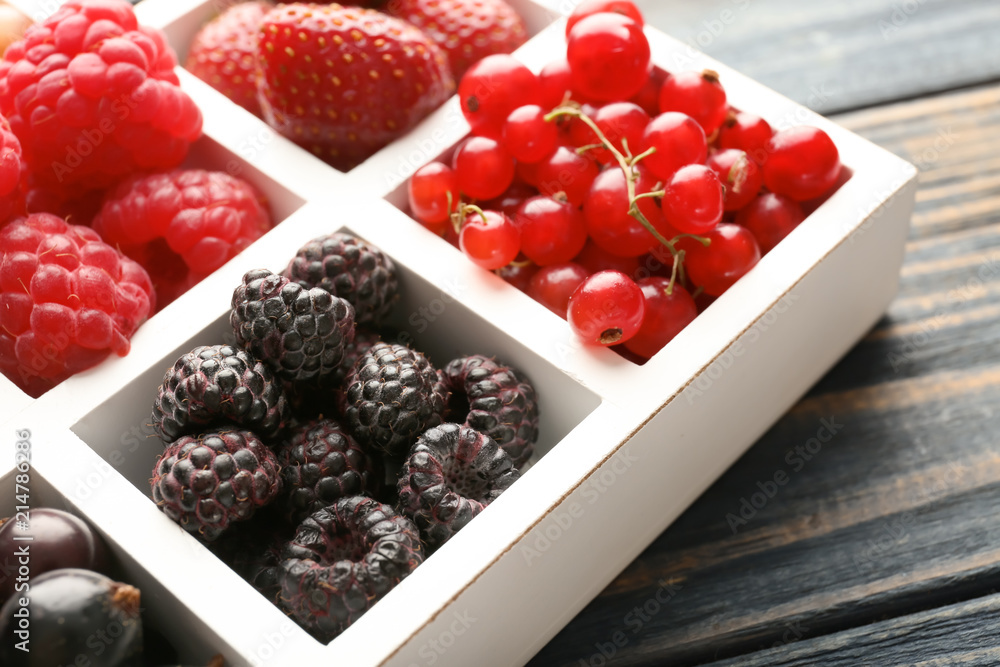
(636, 0, 1000, 114)
(530, 72, 1000, 667)
(701, 592, 1000, 666)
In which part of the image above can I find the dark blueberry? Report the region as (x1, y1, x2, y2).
(0, 509, 109, 605)
(0, 569, 142, 666)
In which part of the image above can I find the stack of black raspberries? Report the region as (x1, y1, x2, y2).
(147, 232, 539, 643)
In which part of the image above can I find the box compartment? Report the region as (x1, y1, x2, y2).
(0, 449, 227, 665)
(0, 1, 918, 665)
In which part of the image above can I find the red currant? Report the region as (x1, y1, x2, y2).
(443, 221, 460, 248)
(531, 146, 600, 207)
(515, 195, 588, 266)
(658, 70, 728, 136)
(583, 165, 663, 257)
(567, 270, 645, 346)
(735, 192, 805, 253)
(503, 105, 559, 164)
(762, 126, 841, 201)
(459, 55, 541, 138)
(624, 278, 698, 359)
(567, 13, 651, 102)
(496, 260, 539, 291)
(515, 158, 542, 187)
(539, 59, 575, 109)
(629, 67, 667, 117)
(408, 161, 458, 234)
(566, 0, 644, 36)
(706, 149, 762, 211)
(694, 291, 716, 313)
(574, 238, 642, 278)
(684, 223, 761, 296)
(527, 262, 590, 318)
(481, 180, 539, 218)
(718, 110, 773, 164)
(590, 102, 651, 164)
(662, 164, 724, 235)
(634, 245, 676, 281)
(453, 136, 516, 201)
(638, 112, 707, 182)
(459, 208, 521, 270)
(566, 103, 603, 148)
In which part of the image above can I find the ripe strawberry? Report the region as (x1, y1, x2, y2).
(256, 3, 454, 171)
(186, 1, 271, 117)
(386, 0, 529, 79)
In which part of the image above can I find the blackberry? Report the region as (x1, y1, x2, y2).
(278, 418, 384, 524)
(442, 354, 539, 468)
(276, 496, 423, 642)
(398, 423, 519, 549)
(231, 269, 356, 387)
(343, 342, 448, 457)
(331, 326, 383, 392)
(283, 326, 384, 421)
(152, 345, 290, 442)
(284, 232, 399, 326)
(151, 429, 282, 542)
(208, 505, 292, 604)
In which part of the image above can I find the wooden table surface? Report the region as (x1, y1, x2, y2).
(533, 1, 1000, 665)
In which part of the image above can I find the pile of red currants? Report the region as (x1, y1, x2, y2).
(406, 0, 842, 362)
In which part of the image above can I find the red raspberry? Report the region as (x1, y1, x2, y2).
(21, 173, 104, 225)
(386, 0, 529, 80)
(256, 3, 454, 171)
(0, 212, 154, 397)
(275, 0, 386, 4)
(0, 0, 203, 195)
(92, 169, 272, 308)
(186, 1, 270, 117)
(0, 112, 24, 224)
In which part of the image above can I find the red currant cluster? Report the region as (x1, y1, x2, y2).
(406, 0, 842, 362)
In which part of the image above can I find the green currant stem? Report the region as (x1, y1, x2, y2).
(575, 143, 606, 156)
(447, 191, 462, 236)
(632, 189, 666, 203)
(674, 233, 713, 247)
(545, 106, 711, 293)
(545, 108, 674, 247)
(630, 146, 658, 164)
(450, 199, 488, 236)
(620, 136, 634, 161)
(461, 203, 489, 225)
(666, 250, 684, 296)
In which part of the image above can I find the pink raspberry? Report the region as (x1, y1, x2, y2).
(91, 169, 273, 308)
(0, 112, 24, 224)
(0, 0, 203, 195)
(0, 212, 155, 397)
(21, 174, 105, 225)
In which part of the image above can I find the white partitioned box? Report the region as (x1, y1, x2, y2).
(3, 0, 917, 665)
